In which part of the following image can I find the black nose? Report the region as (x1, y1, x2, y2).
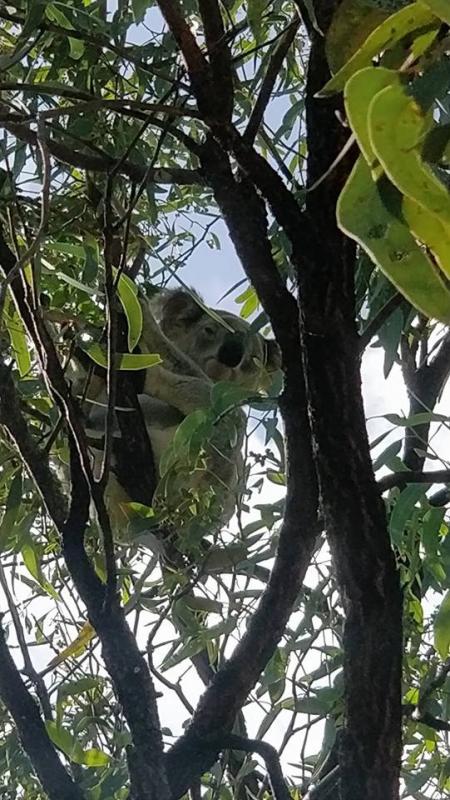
(218, 333, 245, 368)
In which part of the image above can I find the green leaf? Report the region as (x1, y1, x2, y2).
(369, 83, 450, 236)
(337, 157, 450, 323)
(131, 0, 152, 22)
(384, 412, 448, 426)
(115, 271, 143, 352)
(248, 0, 265, 43)
(45, 721, 109, 766)
(318, 2, 439, 96)
(56, 272, 99, 296)
(344, 73, 450, 282)
(389, 485, 425, 546)
(82, 343, 161, 371)
(5, 304, 31, 377)
(68, 37, 85, 60)
(21, 540, 58, 598)
(0, 471, 22, 553)
(434, 590, 450, 658)
(82, 238, 99, 284)
(211, 382, 253, 416)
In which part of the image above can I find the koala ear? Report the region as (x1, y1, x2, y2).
(159, 289, 205, 328)
(264, 338, 282, 373)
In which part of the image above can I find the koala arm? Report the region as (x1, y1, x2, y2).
(142, 366, 212, 416)
(139, 298, 206, 380)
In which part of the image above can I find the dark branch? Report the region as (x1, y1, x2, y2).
(378, 469, 450, 493)
(0, 622, 85, 800)
(219, 734, 290, 800)
(245, 17, 300, 145)
(198, 0, 234, 122)
(0, 228, 170, 800)
(402, 330, 450, 471)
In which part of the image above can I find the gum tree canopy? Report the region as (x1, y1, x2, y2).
(0, 2, 450, 800)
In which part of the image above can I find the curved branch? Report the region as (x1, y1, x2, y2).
(219, 733, 291, 800)
(0, 621, 85, 800)
(378, 469, 450, 493)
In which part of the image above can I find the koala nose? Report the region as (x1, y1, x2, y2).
(218, 333, 245, 368)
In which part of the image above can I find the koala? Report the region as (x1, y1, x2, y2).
(70, 289, 281, 543)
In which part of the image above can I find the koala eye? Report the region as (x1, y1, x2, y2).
(203, 324, 216, 337)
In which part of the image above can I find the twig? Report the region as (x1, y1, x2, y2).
(0, 114, 51, 320)
(378, 469, 450, 493)
(96, 176, 118, 604)
(0, 563, 52, 720)
(245, 17, 300, 145)
(0, 83, 201, 117)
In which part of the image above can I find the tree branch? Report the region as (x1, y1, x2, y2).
(0, 229, 169, 800)
(402, 330, 450, 471)
(245, 17, 300, 145)
(0, 621, 85, 800)
(198, 0, 234, 122)
(163, 142, 319, 800)
(378, 469, 450, 493)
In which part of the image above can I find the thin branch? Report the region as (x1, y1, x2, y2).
(0, 231, 170, 800)
(97, 176, 118, 603)
(0, 563, 52, 719)
(245, 17, 300, 145)
(0, 82, 201, 117)
(1, 112, 202, 185)
(0, 115, 51, 320)
(219, 733, 291, 800)
(402, 330, 450, 471)
(378, 469, 450, 493)
(0, 621, 85, 800)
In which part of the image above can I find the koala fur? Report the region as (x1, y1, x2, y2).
(70, 289, 281, 539)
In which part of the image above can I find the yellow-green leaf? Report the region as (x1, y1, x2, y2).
(47, 622, 95, 668)
(337, 156, 450, 323)
(83, 343, 161, 371)
(344, 66, 401, 169)
(318, 2, 439, 96)
(434, 590, 450, 658)
(369, 83, 450, 231)
(402, 196, 450, 278)
(422, 0, 450, 24)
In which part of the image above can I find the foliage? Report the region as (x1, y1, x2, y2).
(0, 2, 449, 800)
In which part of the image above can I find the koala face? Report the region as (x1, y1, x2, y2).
(156, 290, 281, 391)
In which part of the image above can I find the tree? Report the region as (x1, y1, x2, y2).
(0, 1, 450, 799)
